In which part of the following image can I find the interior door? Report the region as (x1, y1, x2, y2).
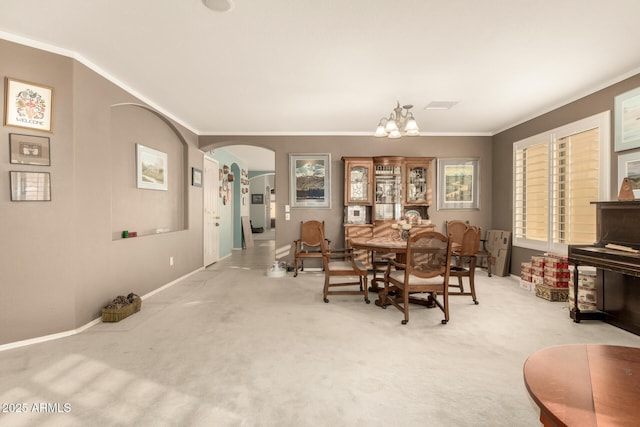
(204, 156, 219, 266)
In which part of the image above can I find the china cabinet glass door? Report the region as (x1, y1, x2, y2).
(345, 160, 373, 205)
(406, 164, 428, 204)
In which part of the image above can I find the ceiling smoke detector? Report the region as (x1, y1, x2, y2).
(202, 0, 234, 12)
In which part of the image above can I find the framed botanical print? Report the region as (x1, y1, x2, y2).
(4, 77, 54, 133)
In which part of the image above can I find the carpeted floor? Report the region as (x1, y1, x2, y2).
(1, 240, 639, 426)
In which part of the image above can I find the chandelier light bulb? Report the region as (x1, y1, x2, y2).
(375, 122, 388, 137)
(385, 117, 399, 133)
(388, 129, 402, 139)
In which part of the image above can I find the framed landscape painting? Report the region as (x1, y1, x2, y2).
(136, 144, 168, 191)
(289, 153, 331, 208)
(615, 86, 640, 152)
(618, 150, 640, 199)
(437, 158, 480, 210)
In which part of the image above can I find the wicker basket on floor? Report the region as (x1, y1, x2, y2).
(101, 295, 142, 322)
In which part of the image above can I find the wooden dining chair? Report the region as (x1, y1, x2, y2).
(447, 219, 493, 278)
(445, 220, 468, 251)
(293, 220, 329, 277)
(448, 226, 480, 304)
(383, 230, 452, 324)
(321, 232, 370, 304)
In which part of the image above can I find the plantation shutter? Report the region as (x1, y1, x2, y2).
(551, 128, 599, 246)
(514, 140, 549, 243)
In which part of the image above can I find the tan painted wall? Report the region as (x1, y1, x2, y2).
(200, 135, 493, 258)
(0, 40, 204, 345)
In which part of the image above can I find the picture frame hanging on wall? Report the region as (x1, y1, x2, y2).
(618, 150, 640, 199)
(289, 153, 331, 208)
(136, 144, 168, 191)
(9, 133, 51, 166)
(615, 86, 640, 152)
(10, 171, 51, 201)
(437, 158, 480, 210)
(4, 77, 54, 133)
(191, 167, 202, 187)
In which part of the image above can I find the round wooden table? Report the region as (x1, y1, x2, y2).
(350, 236, 408, 295)
(523, 344, 640, 427)
(349, 235, 437, 309)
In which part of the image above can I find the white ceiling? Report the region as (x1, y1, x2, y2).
(2, 0, 640, 171)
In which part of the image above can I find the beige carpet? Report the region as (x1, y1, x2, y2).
(1, 240, 639, 426)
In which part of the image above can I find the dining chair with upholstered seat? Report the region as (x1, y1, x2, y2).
(321, 234, 370, 304)
(448, 226, 480, 304)
(293, 220, 329, 277)
(382, 230, 452, 324)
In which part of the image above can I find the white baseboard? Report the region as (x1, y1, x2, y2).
(0, 267, 205, 352)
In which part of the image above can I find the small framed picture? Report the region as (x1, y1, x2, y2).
(251, 193, 264, 204)
(192, 167, 202, 187)
(9, 133, 51, 166)
(4, 77, 54, 133)
(136, 144, 168, 191)
(618, 150, 640, 199)
(10, 171, 51, 201)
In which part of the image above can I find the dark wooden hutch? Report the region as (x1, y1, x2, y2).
(342, 156, 435, 250)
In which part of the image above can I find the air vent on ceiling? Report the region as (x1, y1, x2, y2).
(424, 101, 459, 110)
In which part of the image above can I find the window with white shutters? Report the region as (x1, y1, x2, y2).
(513, 112, 610, 254)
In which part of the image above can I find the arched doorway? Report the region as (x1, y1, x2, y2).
(206, 144, 275, 256)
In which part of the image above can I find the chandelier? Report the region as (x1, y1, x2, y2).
(374, 101, 420, 138)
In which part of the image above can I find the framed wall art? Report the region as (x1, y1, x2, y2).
(289, 153, 331, 208)
(615, 86, 640, 152)
(437, 158, 480, 210)
(192, 167, 202, 187)
(10, 171, 51, 201)
(618, 150, 640, 199)
(4, 77, 54, 133)
(9, 133, 51, 165)
(136, 144, 168, 191)
(251, 193, 264, 204)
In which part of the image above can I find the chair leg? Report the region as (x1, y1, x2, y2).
(323, 275, 329, 303)
(363, 275, 370, 304)
(469, 262, 479, 305)
(401, 286, 410, 325)
(442, 289, 449, 324)
(457, 274, 464, 293)
(294, 256, 299, 277)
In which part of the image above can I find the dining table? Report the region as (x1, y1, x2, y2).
(349, 235, 407, 284)
(523, 344, 640, 427)
(349, 235, 437, 309)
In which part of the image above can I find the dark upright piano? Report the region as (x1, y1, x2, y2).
(568, 201, 640, 335)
